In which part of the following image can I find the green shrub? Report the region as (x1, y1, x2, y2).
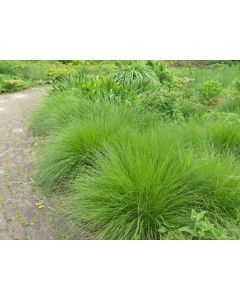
(137, 88, 206, 121)
(173, 76, 194, 89)
(197, 80, 223, 102)
(0, 74, 26, 93)
(0, 61, 18, 75)
(45, 64, 76, 83)
(3, 78, 26, 92)
(138, 88, 183, 120)
(151, 61, 173, 84)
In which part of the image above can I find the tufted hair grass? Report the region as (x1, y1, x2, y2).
(29, 91, 92, 136)
(35, 103, 142, 192)
(64, 130, 201, 239)
(218, 96, 240, 113)
(61, 126, 240, 239)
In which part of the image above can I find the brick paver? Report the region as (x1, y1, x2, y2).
(0, 88, 57, 239)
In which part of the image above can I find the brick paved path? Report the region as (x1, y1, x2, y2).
(0, 88, 57, 239)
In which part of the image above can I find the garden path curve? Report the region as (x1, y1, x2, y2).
(0, 87, 57, 239)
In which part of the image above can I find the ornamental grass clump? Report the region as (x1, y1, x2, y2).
(64, 126, 240, 239)
(36, 104, 138, 192)
(218, 96, 240, 113)
(206, 121, 240, 158)
(66, 130, 202, 239)
(192, 151, 240, 220)
(29, 91, 84, 136)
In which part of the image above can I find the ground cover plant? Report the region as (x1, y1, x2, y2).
(23, 60, 240, 239)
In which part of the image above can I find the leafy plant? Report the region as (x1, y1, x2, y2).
(0, 74, 26, 93)
(149, 61, 173, 84)
(113, 61, 158, 87)
(162, 210, 240, 240)
(0, 61, 18, 75)
(138, 88, 185, 121)
(198, 80, 223, 103)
